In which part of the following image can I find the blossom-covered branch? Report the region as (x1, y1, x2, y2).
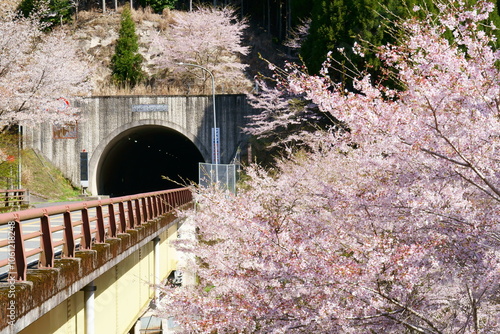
(0, 12, 92, 128)
(158, 1, 499, 332)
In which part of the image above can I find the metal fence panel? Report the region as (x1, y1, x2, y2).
(198, 163, 237, 193)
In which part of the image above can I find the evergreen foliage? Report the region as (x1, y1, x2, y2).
(301, 0, 500, 86)
(139, 0, 177, 13)
(110, 4, 144, 87)
(17, 0, 73, 27)
(301, 0, 415, 83)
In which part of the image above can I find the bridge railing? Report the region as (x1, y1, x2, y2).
(0, 188, 192, 281)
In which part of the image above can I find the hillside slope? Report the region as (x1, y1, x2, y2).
(0, 132, 80, 203)
(72, 7, 255, 95)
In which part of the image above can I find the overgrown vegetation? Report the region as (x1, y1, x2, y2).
(0, 131, 80, 203)
(0, 130, 20, 189)
(21, 149, 81, 202)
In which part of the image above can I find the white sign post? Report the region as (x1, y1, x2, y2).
(212, 127, 220, 165)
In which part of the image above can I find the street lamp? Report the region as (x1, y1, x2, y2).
(177, 62, 219, 165)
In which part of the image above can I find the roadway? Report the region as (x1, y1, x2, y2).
(0, 204, 102, 279)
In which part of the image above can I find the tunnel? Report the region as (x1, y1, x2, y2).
(97, 125, 205, 197)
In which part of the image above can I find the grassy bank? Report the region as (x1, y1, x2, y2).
(1, 131, 81, 204)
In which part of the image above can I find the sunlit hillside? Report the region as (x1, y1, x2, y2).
(71, 7, 256, 96)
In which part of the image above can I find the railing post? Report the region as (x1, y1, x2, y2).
(182, 189, 187, 204)
(81, 207, 92, 249)
(159, 193, 167, 213)
(118, 202, 127, 233)
(63, 211, 75, 257)
(141, 197, 149, 221)
(152, 195, 158, 217)
(11, 218, 27, 281)
(127, 200, 135, 229)
(95, 205, 105, 243)
(108, 203, 117, 238)
(166, 192, 173, 211)
(134, 199, 142, 225)
(147, 196, 155, 219)
(40, 214, 54, 267)
(174, 191, 179, 207)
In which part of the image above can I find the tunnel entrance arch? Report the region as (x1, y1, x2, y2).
(96, 125, 205, 197)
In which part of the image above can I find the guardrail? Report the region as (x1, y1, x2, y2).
(0, 189, 29, 212)
(0, 188, 192, 281)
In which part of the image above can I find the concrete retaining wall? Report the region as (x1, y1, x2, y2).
(23, 95, 254, 195)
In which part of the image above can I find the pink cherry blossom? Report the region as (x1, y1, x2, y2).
(158, 1, 499, 332)
(0, 12, 92, 128)
(148, 6, 249, 90)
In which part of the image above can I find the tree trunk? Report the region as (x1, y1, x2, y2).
(267, 0, 270, 33)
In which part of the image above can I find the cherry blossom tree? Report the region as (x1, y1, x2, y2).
(158, 1, 500, 333)
(149, 6, 250, 92)
(0, 12, 92, 129)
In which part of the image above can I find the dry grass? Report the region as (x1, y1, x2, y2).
(73, 5, 260, 97)
(0, 0, 21, 16)
(93, 78, 254, 96)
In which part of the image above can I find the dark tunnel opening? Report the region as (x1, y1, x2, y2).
(98, 125, 205, 197)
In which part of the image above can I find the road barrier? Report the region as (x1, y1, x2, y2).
(0, 188, 192, 281)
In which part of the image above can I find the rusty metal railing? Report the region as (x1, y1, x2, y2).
(0, 189, 29, 212)
(0, 188, 192, 281)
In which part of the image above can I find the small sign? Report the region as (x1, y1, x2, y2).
(132, 104, 168, 112)
(211, 127, 220, 164)
(53, 98, 78, 139)
(53, 123, 78, 139)
(80, 151, 88, 181)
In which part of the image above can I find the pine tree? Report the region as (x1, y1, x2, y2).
(110, 4, 144, 88)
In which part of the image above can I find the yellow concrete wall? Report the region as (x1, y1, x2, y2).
(20, 222, 180, 334)
(19, 291, 85, 334)
(162, 222, 179, 279)
(94, 243, 154, 334)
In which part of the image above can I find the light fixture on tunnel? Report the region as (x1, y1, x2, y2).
(177, 62, 220, 165)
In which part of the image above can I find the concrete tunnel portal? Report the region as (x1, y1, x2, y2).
(97, 125, 205, 197)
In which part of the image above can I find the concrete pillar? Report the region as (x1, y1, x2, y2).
(154, 237, 160, 301)
(82, 281, 97, 334)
